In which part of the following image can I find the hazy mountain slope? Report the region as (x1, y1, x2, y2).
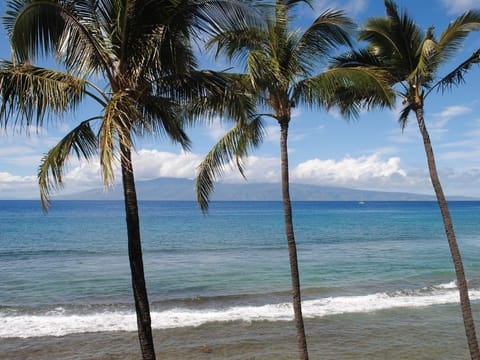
(56, 177, 450, 201)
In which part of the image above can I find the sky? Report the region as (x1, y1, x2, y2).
(1, 0, 480, 200)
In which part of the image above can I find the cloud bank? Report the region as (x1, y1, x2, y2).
(440, 0, 478, 14)
(2, 148, 479, 199)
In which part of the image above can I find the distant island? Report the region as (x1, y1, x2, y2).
(56, 177, 476, 201)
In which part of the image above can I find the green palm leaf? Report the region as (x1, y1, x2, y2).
(296, 66, 395, 117)
(196, 116, 264, 211)
(432, 49, 480, 94)
(38, 119, 98, 209)
(398, 102, 413, 129)
(295, 9, 354, 61)
(0, 59, 85, 128)
(437, 10, 480, 62)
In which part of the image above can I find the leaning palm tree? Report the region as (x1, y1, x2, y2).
(333, 1, 480, 358)
(0, 1, 257, 359)
(195, 1, 394, 358)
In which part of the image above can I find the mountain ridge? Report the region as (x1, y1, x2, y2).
(56, 177, 476, 201)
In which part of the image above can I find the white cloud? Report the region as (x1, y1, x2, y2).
(291, 154, 407, 186)
(195, 153, 425, 194)
(438, 118, 480, 161)
(312, 0, 368, 16)
(2, 147, 479, 199)
(64, 161, 104, 184)
(433, 167, 480, 198)
(440, 0, 478, 14)
(205, 120, 229, 140)
(264, 125, 280, 142)
(220, 155, 280, 183)
(440, 150, 478, 161)
(427, 119, 450, 141)
(0, 172, 38, 199)
(388, 104, 472, 144)
(292, 108, 303, 118)
(434, 105, 471, 119)
(326, 108, 342, 120)
(342, 0, 368, 16)
(169, 149, 476, 196)
(61, 149, 204, 184)
(0, 172, 36, 185)
(0, 146, 44, 167)
(25, 150, 204, 197)
(0, 127, 70, 172)
(132, 149, 201, 180)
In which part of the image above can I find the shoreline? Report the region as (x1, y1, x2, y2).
(1, 303, 474, 359)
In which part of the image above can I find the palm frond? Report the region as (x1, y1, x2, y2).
(135, 94, 191, 150)
(187, 73, 257, 126)
(57, 0, 114, 76)
(6, 0, 113, 77)
(361, 1, 423, 78)
(117, 1, 198, 82)
(408, 26, 437, 85)
(247, 49, 278, 89)
(294, 9, 354, 63)
(185, 0, 263, 38)
(98, 94, 136, 187)
(295, 66, 395, 118)
(437, 10, 480, 63)
(4, 0, 65, 61)
(359, 17, 397, 52)
(430, 49, 480, 96)
(38, 118, 98, 210)
(206, 27, 267, 66)
(331, 48, 386, 69)
(0, 60, 86, 130)
(196, 116, 264, 211)
(398, 102, 414, 130)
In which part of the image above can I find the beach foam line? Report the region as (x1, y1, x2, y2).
(2, 282, 479, 338)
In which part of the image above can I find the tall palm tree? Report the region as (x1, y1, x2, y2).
(195, 1, 394, 358)
(333, 1, 480, 358)
(0, 1, 257, 359)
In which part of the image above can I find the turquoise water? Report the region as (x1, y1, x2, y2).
(0, 200, 479, 358)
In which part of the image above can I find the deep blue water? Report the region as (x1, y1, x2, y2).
(1, 200, 480, 338)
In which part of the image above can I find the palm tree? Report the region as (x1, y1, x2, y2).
(195, 1, 394, 358)
(333, 1, 480, 358)
(0, 1, 257, 359)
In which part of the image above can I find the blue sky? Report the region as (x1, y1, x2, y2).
(1, 0, 480, 199)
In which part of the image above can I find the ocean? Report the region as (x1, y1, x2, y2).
(1, 200, 479, 359)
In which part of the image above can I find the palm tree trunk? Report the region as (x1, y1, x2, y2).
(415, 107, 480, 360)
(120, 142, 156, 360)
(279, 120, 309, 360)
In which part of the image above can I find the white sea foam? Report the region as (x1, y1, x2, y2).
(435, 280, 458, 289)
(2, 282, 480, 338)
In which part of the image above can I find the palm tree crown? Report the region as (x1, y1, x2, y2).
(0, 1, 258, 359)
(333, 1, 480, 358)
(197, 0, 394, 207)
(335, 0, 480, 124)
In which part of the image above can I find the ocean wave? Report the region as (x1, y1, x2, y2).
(1, 282, 479, 338)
